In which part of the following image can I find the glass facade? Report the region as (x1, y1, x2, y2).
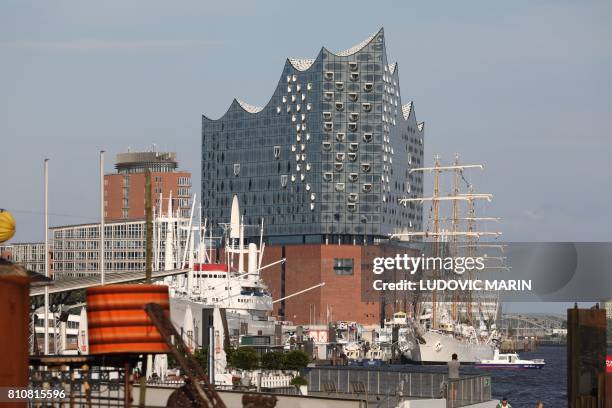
(202, 28, 424, 243)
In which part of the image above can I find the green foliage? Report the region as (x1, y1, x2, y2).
(283, 350, 310, 370)
(225, 347, 235, 368)
(193, 348, 208, 373)
(229, 347, 259, 370)
(290, 376, 308, 387)
(261, 351, 286, 370)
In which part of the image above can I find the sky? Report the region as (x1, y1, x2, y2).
(1, 3, 611, 248)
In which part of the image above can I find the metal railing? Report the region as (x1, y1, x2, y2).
(306, 368, 491, 407)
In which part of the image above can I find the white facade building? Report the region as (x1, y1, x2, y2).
(51, 219, 188, 279)
(0, 242, 47, 274)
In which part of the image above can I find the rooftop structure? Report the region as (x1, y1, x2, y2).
(115, 150, 178, 174)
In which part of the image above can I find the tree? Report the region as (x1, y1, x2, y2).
(261, 351, 285, 370)
(193, 348, 208, 372)
(229, 347, 259, 370)
(283, 350, 309, 370)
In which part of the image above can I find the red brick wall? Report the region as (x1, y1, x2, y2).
(258, 243, 415, 325)
(104, 171, 190, 221)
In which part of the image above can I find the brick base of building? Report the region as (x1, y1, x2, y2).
(259, 243, 418, 326)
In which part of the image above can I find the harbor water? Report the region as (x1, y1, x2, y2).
(325, 346, 569, 406)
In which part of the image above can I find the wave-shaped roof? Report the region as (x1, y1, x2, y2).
(206, 28, 386, 119)
(336, 30, 379, 56)
(288, 28, 383, 71)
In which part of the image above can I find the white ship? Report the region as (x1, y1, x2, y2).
(476, 349, 545, 369)
(392, 154, 503, 363)
(152, 193, 282, 350)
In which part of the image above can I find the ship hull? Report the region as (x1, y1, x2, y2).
(170, 297, 276, 347)
(403, 331, 495, 363)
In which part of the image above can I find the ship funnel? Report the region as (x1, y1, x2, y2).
(248, 243, 258, 274)
(230, 195, 240, 239)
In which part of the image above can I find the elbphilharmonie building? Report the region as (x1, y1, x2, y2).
(202, 28, 424, 244)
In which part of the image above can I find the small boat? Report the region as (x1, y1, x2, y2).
(476, 349, 545, 369)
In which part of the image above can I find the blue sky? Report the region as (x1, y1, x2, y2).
(1, 0, 611, 248)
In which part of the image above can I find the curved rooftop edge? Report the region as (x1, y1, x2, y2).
(287, 58, 315, 71)
(236, 99, 264, 114)
(402, 102, 413, 120)
(203, 27, 385, 122)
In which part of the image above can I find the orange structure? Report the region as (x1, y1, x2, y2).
(0, 265, 30, 408)
(86, 284, 170, 354)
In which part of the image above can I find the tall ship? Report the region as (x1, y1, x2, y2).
(393, 154, 504, 363)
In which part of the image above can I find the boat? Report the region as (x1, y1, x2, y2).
(476, 349, 545, 369)
(152, 194, 281, 349)
(393, 154, 503, 363)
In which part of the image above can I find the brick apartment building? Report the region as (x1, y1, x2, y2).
(104, 150, 191, 221)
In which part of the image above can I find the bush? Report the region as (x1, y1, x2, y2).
(261, 351, 285, 370)
(229, 347, 259, 370)
(290, 376, 308, 387)
(283, 350, 310, 370)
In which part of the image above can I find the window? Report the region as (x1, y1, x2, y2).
(364, 82, 373, 92)
(233, 164, 240, 176)
(336, 132, 345, 142)
(348, 153, 357, 161)
(349, 62, 358, 72)
(335, 182, 345, 191)
(363, 133, 373, 143)
(334, 258, 354, 275)
(362, 103, 372, 112)
(273, 146, 281, 159)
(350, 113, 359, 122)
(335, 81, 344, 91)
(348, 93, 358, 102)
(348, 123, 358, 132)
(324, 122, 333, 132)
(323, 112, 332, 120)
(322, 142, 332, 151)
(350, 72, 359, 81)
(324, 92, 334, 101)
(325, 72, 334, 81)
(335, 102, 344, 111)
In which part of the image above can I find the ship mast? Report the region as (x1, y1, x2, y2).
(396, 155, 501, 330)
